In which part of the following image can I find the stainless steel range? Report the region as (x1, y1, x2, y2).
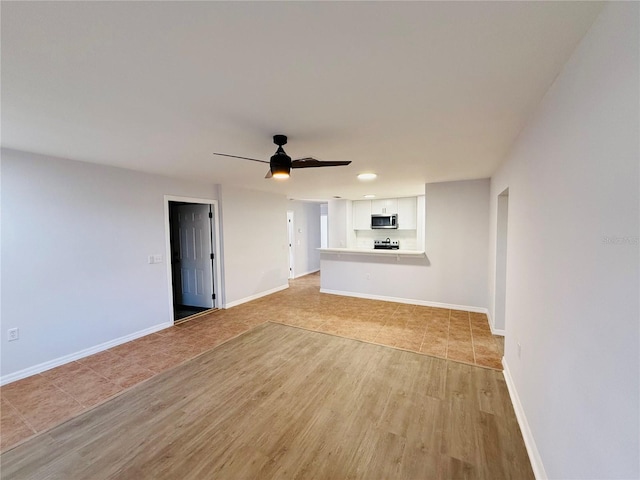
(373, 238, 400, 250)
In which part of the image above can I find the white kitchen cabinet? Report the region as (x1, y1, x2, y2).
(352, 200, 372, 230)
(371, 198, 398, 214)
(354, 197, 417, 230)
(397, 197, 417, 230)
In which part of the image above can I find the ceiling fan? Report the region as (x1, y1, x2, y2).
(213, 135, 352, 179)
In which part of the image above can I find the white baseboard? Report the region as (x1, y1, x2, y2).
(485, 309, 506, 336)
(491, 326, 506, 336)
(0, 322, 173, 386)
(319, 288, 489, 314)
(502, 358, 547, 480)
(224, 284, 289, 309)
(294, 269, 320, 279)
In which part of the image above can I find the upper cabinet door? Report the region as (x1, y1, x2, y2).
(371, 198, 398, 214)
(397, 197, 417, 230)
(353, 200, 372, 230)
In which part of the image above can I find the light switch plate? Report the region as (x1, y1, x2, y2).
(8, 328, 19, 341)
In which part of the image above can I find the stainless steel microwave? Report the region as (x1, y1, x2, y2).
(371, 214, 398, 229)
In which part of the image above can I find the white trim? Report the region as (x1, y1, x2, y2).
(491, 326, 506, 336)
(224, 284, 289, 309)
(486, 311, 506, 336)
(319, 247, 427, 258)
(487, 306, 507, 337)
(0, 322, 172, 386)
(287, 210, 295, 279)
(502, 358, 548, 480)
(164, 195, 223, 318)
(211, 201, 222, 308)
(294, 269, 320, 279)
(319, 288, 488, 313)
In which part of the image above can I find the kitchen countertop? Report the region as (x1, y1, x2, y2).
(318, 247, 426, 257)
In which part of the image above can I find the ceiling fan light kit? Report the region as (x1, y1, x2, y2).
(272, 171, 290, 179)
(270, 141, 292, 179)
(213, 134, 351, 180)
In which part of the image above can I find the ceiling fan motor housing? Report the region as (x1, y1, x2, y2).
(270, 146, 291, 176)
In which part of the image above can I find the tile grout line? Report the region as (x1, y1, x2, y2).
(56, 362, 125, 408)
(417, 313, 430, 353)
(469, 311, 477, 364)
(77, 352, 156, 391)
(2, 394, 38, 436)
(48, 380, 86, 417)
(7, 376, 84, 435)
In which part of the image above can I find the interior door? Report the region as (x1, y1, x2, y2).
(175, 203, 213, 308)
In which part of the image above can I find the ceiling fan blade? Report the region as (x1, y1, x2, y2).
(265, 169, 273, 179)
(291, 158, 352, 168)
(213, 152, 270, 164)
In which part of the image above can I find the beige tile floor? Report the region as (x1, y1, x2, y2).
(0, 272, 503, 453)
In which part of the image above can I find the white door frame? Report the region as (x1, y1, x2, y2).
(164, 195, 222, 320)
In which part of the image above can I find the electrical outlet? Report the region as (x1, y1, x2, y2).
(517, 342, 522, 358)
(8, 328, 19, 342)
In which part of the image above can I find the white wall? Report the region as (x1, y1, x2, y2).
(288, 200, 321, 277)
(219, 185, 289, 306)
(322, 180, 490, 310)
(488, 3, 639, 478)
(493, 190, 509, 332)
(1, 149, 219, 380)
(320, 203, 328, 249)
(327, 198, 354, 248)
(425, 180, 490, 307)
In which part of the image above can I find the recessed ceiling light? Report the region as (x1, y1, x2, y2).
(357, 173, 377, 181)
(363, 194, 376, 198)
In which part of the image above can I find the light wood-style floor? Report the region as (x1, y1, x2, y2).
(1, 322, 533, 479)
(0, 273, 505, 453)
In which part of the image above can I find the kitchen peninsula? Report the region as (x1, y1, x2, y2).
(319, 195, 431, 304)
(318, 180, 491, 313)
(319, 247, 426, 257)
(319, 195, 426, 255)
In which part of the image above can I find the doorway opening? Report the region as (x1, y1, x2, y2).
(165, 197, 221, 323)
(287, 211, 295, 279)
(494, 188, 509, 334)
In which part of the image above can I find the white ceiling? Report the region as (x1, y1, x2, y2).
(2, 1, 603, 200)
